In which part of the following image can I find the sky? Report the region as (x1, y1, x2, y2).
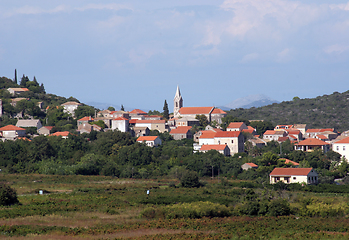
(1, 0, 349, 111)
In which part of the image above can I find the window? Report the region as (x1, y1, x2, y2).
(337, 146, 339, 151)
(344, 146, 346, 151)
(275, 177, 280, 181)
(293, 177, 296, 180)
(231, 140, 234, 143)
(284, 177, 289, 183)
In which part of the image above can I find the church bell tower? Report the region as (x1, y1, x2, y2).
(173, 86, 183, 118)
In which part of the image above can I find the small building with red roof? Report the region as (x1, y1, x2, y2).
(332, 136, 349, 161)
(135, 120, 167, 133)
(227, 122, 248, 132)
(270, 168, 318, 184)
(7, 88, 29, 96)
(199, 144, 230, 156)
(37, 126, 54, 136)
(170, 126, 192, 140)
(112, 117, 129, 132)
(278, 158, 300, 167)
(50, 131, 70, 139)
(0, 125, 26, 140)
(241, 163, 258, 171)
(295, 138, 330, 153)
(137, 136, 162, 147)
(263, 130, 287, 141)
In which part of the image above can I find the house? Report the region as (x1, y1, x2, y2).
(10, 98, 28, 107)
(129, 109, 147, 119)
(274, 125, 293, 131)
(214, 131, 244, 154)
(199, 144, 230, 156)
(286, 129, 303, 141)
(144, 115, 163, 120)
(241, 163, 258, 170)
(304, 128, 336, 138)
(7, 88, 29, 96)
(210, 108, 227, 124)
(135, 120, 167, 132)
(37, 126, 54, 136)
(16, 119, 42, 129)
(175, 117, 200, 127)
(61, 102, 82, 117)
(110, 110, 130, 119)
(293, 124, 307, 135)
(78, 124, 102, 134)
(178, 107, 215, 122)
(332, 136, 349, 161)
(248, 137, 267, 148)
(170, 126, 192, 140)
(111, 117, 129, 132)
(294, 138, 330, 153)
(278, 158, 299, 167)
(97, 110, 111, 118)
(194, 128, 222, 142)
(77, 116, 94, 125)
(269, 168, 318, 184)
(0, 125, 26, 140)
(227, 122, 248, 131)
(132, 127, 150, 137)
(50, 131, 70, 139)
(263, 130, 287, 141)
(242, 126, 257, 136)
(137, 136, 162, 147)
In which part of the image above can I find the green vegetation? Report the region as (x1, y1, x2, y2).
(0, 183, 18, 206)
(225, 90, 349, 132)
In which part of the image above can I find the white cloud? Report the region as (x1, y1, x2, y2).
(97, 15, 125, 29)
(240, 52, 259, 63)
(277, 48, 291, 62)
(128, 48, 164, 65)
(324, 44, 349, 54)
(76, 3, 131, 12)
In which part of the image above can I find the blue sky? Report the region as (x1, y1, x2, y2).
(1, 0, 349, 111)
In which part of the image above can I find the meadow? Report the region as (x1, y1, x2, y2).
(1, 174, 349, 239)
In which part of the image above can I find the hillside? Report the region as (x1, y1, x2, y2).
(226, 91, 349, 132)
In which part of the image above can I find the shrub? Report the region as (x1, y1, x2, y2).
(268, 198, 290, 216)
(0, 184, 19, 206)
(180, 170, 200, 188)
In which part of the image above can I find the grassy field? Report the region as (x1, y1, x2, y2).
(1, 174, 349, 239)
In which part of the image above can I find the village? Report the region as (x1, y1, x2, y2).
(1, 85, 349, 186)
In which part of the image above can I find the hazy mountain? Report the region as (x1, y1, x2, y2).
(222, 94, 279, 110)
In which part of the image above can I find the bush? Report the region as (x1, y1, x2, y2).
(268, 198, 290, 216)
(180, 170, 200, 188)
(0, 184, 19, 206)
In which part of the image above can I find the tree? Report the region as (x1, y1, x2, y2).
(0, 184, 19, 206)
(121, 105, 125, 111)
(20, 75, 29, 87)
(195, 114, 209, 128)
(108, 106, 115, 111)
(163, 100, 169, 120)
(14, 69, 17, 84)
(180, 170, 200, 188)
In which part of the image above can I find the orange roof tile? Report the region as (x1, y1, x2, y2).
(170, 126, 192, 134)
(333, 136, 349, 144)
(136, 120, 165, 124)
(200, 144, 228, 151)
(211, 108, 227, 114)
(199, 131, 217, 139)
(130, 109, 147, 114)
(114, 117, 128, 121)
(270, 168, 313, 176)
(137, 136, 158, 141)
(287, 129, 300, 134)
(278, 137, 289, 142)
(0, 125, 26, 131)
(288, 135, 297, 140)
(179, 107, 214, 115)
(264, 130, 276, 135)
(61, 101, 81, 106)
(78, 116, 94, 121)
(50, 131, 70, 137)
(279, 158, 299, 166)
(296, 138, 330, 146)
(227, 122, 244, 129)
(129, 119, 138, 124)
(42, 126, 54, 130)
(316, 135, 328, 140)
(242, 129, 255, 134)
(214, 131, 241, 138)
(245, 163, 258, 167)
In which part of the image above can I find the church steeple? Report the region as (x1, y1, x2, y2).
(174, 86, 183, 118)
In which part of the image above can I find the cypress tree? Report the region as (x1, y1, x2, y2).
(121, 105, 125, 111)
(14, 69, 17, 84)
(163, 100, 169, 120)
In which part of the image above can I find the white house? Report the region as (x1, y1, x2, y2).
(0, 125, 26, 140)
(7, 88, 29, 96)
(199, 144, 230, 156)
(227, 122, 248, 131)
(137, 136, 162, 147)
(270, 168, 318, 184)
(61, 102, 82, 117)
(112, 117, 129, 132)
(214, 131, 244, 154)
(332, 136, 349, 161)
(295, 138, 330, 153)
(16, 119, 42, 129)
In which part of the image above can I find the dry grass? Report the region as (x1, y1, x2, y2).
(0, 208, 142, 228)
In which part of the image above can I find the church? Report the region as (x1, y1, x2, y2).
(172, 86, 227, 125)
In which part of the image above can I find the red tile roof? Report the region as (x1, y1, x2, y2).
(296, 138, 330, 146)
(279, 158, 299, 166)
(129, 119, 138, 124)
(200, 144, 228, 151)
(242, 129, 255, 134)
(130, 109, 147, 114)
(264, 130, 276, 135)
(306, 128, 334, 133)
(50, 131, 70, 137)
(144, 115, 163, 118)
(78, 116, 94, 121)
(114, 117, 128, 121)
(287, 129, 300, 134)
(316, 135, 328, 140)
(227, 122, 244, 129)
(270, 168, 313, 176)
(42, 126, 54, 130)
(278, 137, 289, 142)
(137, 136, 158, 141)
(333, 136, 349, 144)
(199, 131, 217, 139)
(179, 107, 214, 115)
(245, 163, 258, 167)
(136, 120, 165, 124)
(214, 131, 241, 138)
(61, 102, 82, 106)
(170, 126, 192, 134)
(0, 125, 25, 131)
(211, 108, 227, 114)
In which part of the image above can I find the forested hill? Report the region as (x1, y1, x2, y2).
(226, 91, 349, 132)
